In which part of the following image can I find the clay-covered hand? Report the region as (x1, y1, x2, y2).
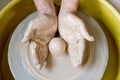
(58, 0, 94, 68)
(22, 0, 57, 69)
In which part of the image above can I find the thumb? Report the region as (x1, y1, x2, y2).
(78, 20, 95, 41)
(69, 14, 94, 41)
(21, 23, 35, 43)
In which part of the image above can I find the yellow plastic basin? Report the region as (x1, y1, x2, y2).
(0, 0, 120, 80)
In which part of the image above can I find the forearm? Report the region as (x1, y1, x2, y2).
(60, 0, 80, 13)
(33, 0, 56, 16)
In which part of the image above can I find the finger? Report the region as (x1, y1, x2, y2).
(77, 39, 86, 65)
(36, 63, 44, 70)
(68, 43, 79, 68)
(35, 63, 45, 70)
(29, 41, 39, 64)
(21, 23, 35, 43)
(68, 38, 86, 68)
(36, 64, 41, 70)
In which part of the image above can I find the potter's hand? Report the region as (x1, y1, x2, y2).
(22, 0, 57, 69)
(59, 0, 94, 68)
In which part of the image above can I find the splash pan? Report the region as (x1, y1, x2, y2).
(8, 11, 108, 80)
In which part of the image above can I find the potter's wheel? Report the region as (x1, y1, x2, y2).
(8, 11, 108, 80)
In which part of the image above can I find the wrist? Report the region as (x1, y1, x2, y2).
(33, 0, 56, 16)
(60, 0, 80, 13)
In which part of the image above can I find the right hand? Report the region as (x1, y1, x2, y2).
(22, 13, 57, 69)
